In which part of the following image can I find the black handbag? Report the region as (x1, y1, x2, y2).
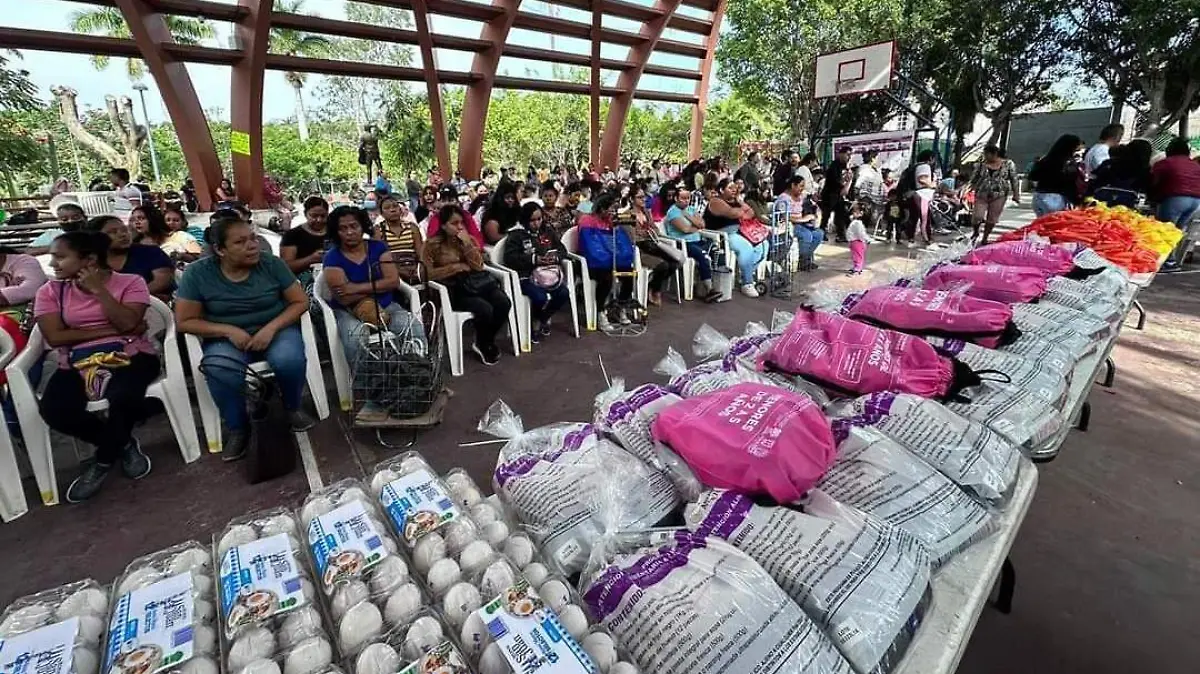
(200, 354, 297, 483)
(454, 270, 500, 296)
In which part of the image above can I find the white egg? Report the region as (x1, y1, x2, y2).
(238, 659, 281, 674)
(582, 632, 617, 672)
(118, 567, 163, 596)
(402, 616, 444, 661)
(299, 579, 316, 604)
(609, 662, 640, 674)
(469, 503, 500, 527)
(481, 521, 509, 547)
(329, 580, 369, 622)
(412, 534, 447, 575)
(300, 496, 334, 527)
(382, 584, 423, 627)
(426, 558, 461, 596)
(259, 514, 298, 538)
(168, 548, 212, 576)
(71, 647, 99, 674)
(502, 536, 534, 568)
(74, 615, 104, 646)
(444, 472, 473, 495)
(521, 563, 549, 589)
(379, 536, 398, 556)
(0, 603, 53, 634)
(481, 561, 517, 599)
(354, 643, 400, 674)
(370, 469, 399, 497)
(398, 455, 428, 475)
(192, 624, 217, 656)
(228, 627, 276, 672)
(282, 636, 332, 674)
(558, 605, 588, 640)
(457, 541, 494, 574)
(441, 583, 482, 628)
(440, 520, 477, 552)
(538, 580, 570, 613)
(193, 599, 215, 624)
(219, 524, 260, 557)
(478, 643, 512, 674)
(459, 612, 490, 660)
(56, 588, 108, 620)
(337, 487, 370, 508)
(337, 601, 383, 652)
(455, 487, 483, 509)
(192, 574, 213, 598)
(368, 556, 409, 596)
(278, 607, 323, 649)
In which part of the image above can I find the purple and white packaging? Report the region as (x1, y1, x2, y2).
(1011, 303, 1106, 350)
(924, 337, 1070, 410)
(944, 380, 1066, 455)
(1042, 276, 1124, 325)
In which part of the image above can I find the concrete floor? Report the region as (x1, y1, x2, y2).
(1, 207, 1197, 673)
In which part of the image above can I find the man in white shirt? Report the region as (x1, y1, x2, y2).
(109, 167, 142, 212)
(1083, 123, 1124, 180)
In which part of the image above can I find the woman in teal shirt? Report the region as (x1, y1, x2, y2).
(175, 214, 315, 460)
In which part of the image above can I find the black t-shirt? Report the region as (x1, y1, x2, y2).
(823, 159, 848, 195)
(414, 205, 430, 223)
(280, 226, 326, 260)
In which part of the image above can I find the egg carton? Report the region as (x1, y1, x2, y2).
(443, 468, 523, 545)
(299, 479, 425, 659)
(0, 578, 111, 674)
(347, 610, 474, 674)
(108, 541, 219, 674)
(368, 454, 482, 558)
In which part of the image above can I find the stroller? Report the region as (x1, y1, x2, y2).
(929, 191, 967, 235)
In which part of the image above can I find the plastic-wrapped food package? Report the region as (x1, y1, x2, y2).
(214, 509, 342, 674)
(828, 392, 1024, 508)
(817, 426, 996, 567)
(593, 380, 684, 466)
(0, 579, 110, 674)
(105, 541, 220, 674)
(839, 286, 1020, 349)
(1013, 301, 1111, 341)
(943, 381, 1066, 455)
(921, 263, 1048, 304)
(480, 400, 680, 576)
(345, 610, 476, 674)
(1072, 246, 1132, 283)
(961, 238, 1077, 275)
(652, 382, 836, 504)
(300, 479, 419, 659)
(993, 327, 1080, 376)
(924, 337, 1070, 409)
(685, 490, 932, 674)
(581, 530, 853, 674)
(370, 452, 473, 551)
(1042, 276, 1124, 324)
(690, 325, 832, 404)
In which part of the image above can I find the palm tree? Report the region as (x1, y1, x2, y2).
(270, 0, 331, 142)
(69, 7, 213, 82)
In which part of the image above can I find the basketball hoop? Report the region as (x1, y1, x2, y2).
(813, 40, 896, 100)
(835, 79, 857, 96)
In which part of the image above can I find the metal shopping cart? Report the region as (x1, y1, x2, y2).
(762, 201, 796, 298)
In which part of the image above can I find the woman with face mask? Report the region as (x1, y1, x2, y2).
(481, 183, 521, 245)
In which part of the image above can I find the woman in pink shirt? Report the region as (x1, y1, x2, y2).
(0, 247, 48, 323)
(34, 230, 159, 503)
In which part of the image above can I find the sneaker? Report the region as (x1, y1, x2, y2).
(120, 436, 151, 480)
(597, 313, 613, 331)
(530, 325, 543, 344)
(906, 241, 916, 249)
(480, 343, 501, 366)
(222, 428, 250, 462)
(740, 284, 760, 298)
(65, 461, 112, 503)
(539, 322, 552, 338)
(618, 310, 632, 325)
(703, 289, 723, 303)
(289, 409, 317, 432)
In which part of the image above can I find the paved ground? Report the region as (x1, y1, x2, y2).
(2, 205, 1197, 673)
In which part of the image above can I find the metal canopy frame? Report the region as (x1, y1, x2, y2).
(3, 0, 727, 207)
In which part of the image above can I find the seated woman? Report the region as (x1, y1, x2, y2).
(421, 203, 511, 366)
(427, 186, 486, 248)
(323, 206, 427, 423)
(85, 215, 176, 301)
(480, 183, 521, 245)
(175, 214, 315, 459)
(664, 188, 721, 301)
(376, 195, 424, 285)
(579, 192, 637, 329)
(704, 178, 767, 297)
(139, 204, 203, 262)
(0, 245, 48, 323)
(540, 181, 576, 236)
(34, 231, 158, 503)
(624, 184, 681, 307)
(502, 202, 571, 342)
(281, 196, 330, 287)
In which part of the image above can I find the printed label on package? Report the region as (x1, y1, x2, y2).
(380, 469, 461, 545)
(104, 573, 195, 674)
(307, 501, 390, 591)
(0, 618, 79, 674)
(396, 641, 470, 674)
(220, 534, 308, 637)
(478, 580, 597, 674)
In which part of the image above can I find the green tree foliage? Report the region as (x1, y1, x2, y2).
(701, 92, 786, 158)
(67, 8, 213, 81)
(0, 52, 42, 195)
(270, 0, 332, 141)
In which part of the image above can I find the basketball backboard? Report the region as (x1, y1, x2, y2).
(814, 40, 897, 100)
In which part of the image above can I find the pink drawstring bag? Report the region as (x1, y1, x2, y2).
(961, 240, 1075, 276)
(844, 286, 1020, 348)
(922, 264, 1047, 304)
(761, 308, 966, 399)
(650, 382, 836, 504)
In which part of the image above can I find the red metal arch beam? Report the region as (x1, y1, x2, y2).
(598, 0, 685, 169)
(411, 0, 453, 179)
(457, 0, 524, 179)
(115, 0, 223, 211)
(688, 0, 727, 160)
(230, 0, 272, 208)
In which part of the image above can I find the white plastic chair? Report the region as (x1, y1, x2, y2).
(49, 191, 116, 217)
(184, 312, 330, 453)
(0, 329, 28, 521)
(488, 235, 580, 351)
(5, 297, 201, 507)
(427, 266, 520, 377)
(561, 226, 649, 329)
(652, 221, 691, 302)
(312, 269, 421, 412)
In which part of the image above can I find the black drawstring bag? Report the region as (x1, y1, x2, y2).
(200, 354, 297, 483)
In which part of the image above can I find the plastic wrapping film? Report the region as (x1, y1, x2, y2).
(1013, 301, 1112, 341)
(993, 327, 1080, 376)
(0, 578, 111, 674)
(924, 337, 1071, 410)
(105, 541, 220, 674)
(684, 489, 932, 674)
(480, 399, 680, 577)
(943, 381, 1067, 456)
(827, 391, 1024, 509)
(1071, 245, 1132, 281)
(690, 325, 833, 404)
(817, 425, 997, 567)
(580, 530, 854, 674)
(1042, 276, 1125, 324)
(342, 609, 475, 674)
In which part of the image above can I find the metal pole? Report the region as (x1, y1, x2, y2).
(133, 83, 162, 184)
